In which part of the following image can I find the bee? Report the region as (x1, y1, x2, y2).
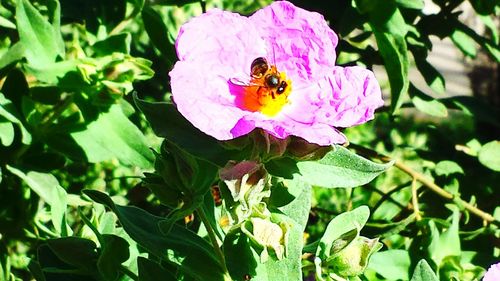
(230, 57, 291, 115)
(249, 57, 288, 100)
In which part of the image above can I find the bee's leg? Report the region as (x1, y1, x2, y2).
(271, 91, 276, 99)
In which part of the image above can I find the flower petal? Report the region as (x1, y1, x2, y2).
(250, 1, 338, 86)
(176, 8, 267, 77)
(169, 61, 249, 140)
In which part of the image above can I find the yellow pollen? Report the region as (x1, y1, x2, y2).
(241, 70, 292, 117)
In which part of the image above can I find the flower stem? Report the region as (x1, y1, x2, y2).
(195, 207, 229, 276)
(349, 143, 499, 226)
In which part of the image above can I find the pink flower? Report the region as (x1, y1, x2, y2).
(484, 262, 500, 281)
(169, 1, 383, 145)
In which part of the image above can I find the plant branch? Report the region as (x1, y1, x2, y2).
(195, 207, 229, 276)
(411, 179, 422, 221)
(349, 143, 499, 226)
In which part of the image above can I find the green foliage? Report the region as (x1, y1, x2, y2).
(0, 0, 498, 281)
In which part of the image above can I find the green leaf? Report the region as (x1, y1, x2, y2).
(414, 58, 446, 94)
(71, 104, 154, 168)
(451, 29, 477, 58)
(478, 141, 500, 171)
(411, 96, 448, 118)
(97, 234, 130, 281)
(141, 6, 177, 64)
(428, 210, 461, 266)
(0, 14, 15, 29)
(435, 161, 464, 176)
(356, 0, 409, 113)
(134, 94, 245, 166)
(137, 257, 177, 281)
(367, 249, 411, 280)
(0, 121, 14, 146)
(316, 206, 370, 260)
(83, 190, 227, 281)
(46, 237, 98, 270)
(0, 42, 26, 70)
(411, 259, 438, 281)
(16, 0, 64, 68)
(92, 33, 132, 56)
(0, 92, 31, 145)
(6, 166, 67, 234)
(297, 146, 393, 188)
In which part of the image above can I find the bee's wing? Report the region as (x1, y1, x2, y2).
(229, 77, 259, 87)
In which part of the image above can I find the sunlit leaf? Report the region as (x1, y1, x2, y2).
(297, 146, 393, 188)
(478, 141, 500, 171)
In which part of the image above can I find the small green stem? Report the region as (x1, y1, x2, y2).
(195, 207, 229, 275)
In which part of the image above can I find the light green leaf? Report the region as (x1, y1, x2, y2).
(0, 121, 14, 146)
(16, 0, 64, 68)
(411, 259, 438, 281)
(258, 178, 311, 280)
(316, 206, 370, 260)
(6, 166, 67, 234)
(297, 146, 393, 188)
(0, 42, 26, 70)
(412, 95, 448, 118)
(0, 92, 31, 144)
(71, 104, 154, 168)
(451, 29, 477, 58)
(435, 161, 465, 176)
(367, 249, 411, 280)
(428, 210, 461, 266)
(478, 141, 500, 171)
(0, 14, 15, 29)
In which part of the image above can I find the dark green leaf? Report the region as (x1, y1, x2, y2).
(141, 6, 177, 64)
(16, 0, 64, 68)
(46, 237, 98, 270)
(442, 96, 500, 127)
(97, 234, 130, 281)
(71, 104, 154, 168)
(93, 33, 132, 56)
(297, 146, 393, 188)
(414, 58, 446, 94)
(411, 259, 438, 281)
(83, 190, 227, 281)
(478, 141, 500, 171)
(137, 257, 177, 281)
(356, 0, 409, 113)
(134, 94, 245, 166)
